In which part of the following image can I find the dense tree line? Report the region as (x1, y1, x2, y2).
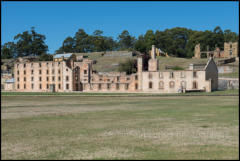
(1, 27, 51, 60)
(1, 26, 238, 60)
(55, 26, 238, 58)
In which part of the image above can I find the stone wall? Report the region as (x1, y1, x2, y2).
(218, 65, 234, 74)
(218, 78, 239, 90)
(141, 70, 209, 93)
(224, 42, 238, 58)
(103, 51, 134, 57)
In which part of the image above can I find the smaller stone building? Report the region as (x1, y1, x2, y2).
(194, 42, 239, 59)
(1, 73, 14, 91)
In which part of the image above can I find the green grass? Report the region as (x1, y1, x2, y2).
(1, 94, 239, 159)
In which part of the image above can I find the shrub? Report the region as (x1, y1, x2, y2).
(172, 66, 184, 70)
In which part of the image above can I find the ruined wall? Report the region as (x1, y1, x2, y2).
(194, 44, 201, 59)
(83, 71, 138, 92)
(141, 70, 208, 93)
(224, 42, 239, 58)
(3, 83, 14, 91)
(218, 78, 239, 90)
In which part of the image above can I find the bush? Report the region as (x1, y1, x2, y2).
(172, 66, 184, 70)
(39, 53, 53, 61)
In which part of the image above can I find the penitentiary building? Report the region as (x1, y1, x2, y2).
(14, 45, 218, 93)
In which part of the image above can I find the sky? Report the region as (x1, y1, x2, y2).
(1, 1, 239, 54)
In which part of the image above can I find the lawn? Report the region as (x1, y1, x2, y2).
(1, 94, 239, 159)
(1, 89, 239, 96)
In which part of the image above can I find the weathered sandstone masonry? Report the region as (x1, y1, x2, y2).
(14, 45, 218, 93)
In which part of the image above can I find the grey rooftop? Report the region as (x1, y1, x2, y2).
(53, 53, 73, 59)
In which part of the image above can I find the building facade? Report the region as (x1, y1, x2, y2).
(194, 42, 239, 59)
(1, 73, 14, 91)
(14, 45, 218, 93)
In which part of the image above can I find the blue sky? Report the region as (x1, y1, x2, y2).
(1, 1, 239, 54)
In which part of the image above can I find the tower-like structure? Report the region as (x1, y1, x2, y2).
(137, 57, 143, 90)
(148, 45, 159, 72)
(224, 42, 239, 58)
(194, 44, 201, 59)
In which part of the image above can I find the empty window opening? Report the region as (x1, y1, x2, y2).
(149, 82, 153, 89)
(66, 84, 69, 89)
(193, 71, 197, 78)
(135, 83, 138, 90)
(159, 81, 164, 89)
(125, 84, 129, 90)
(149, 73, 152, 79)
(169, 81, 175, 88)
(116, 83, 119, 90)
(193, 81, 198, 89)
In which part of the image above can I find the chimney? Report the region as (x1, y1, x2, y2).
(137, 57, 143, 73)
(151, 45, 156, 59)
(189, 64, 194, 70)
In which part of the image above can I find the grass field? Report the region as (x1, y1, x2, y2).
(1, 93, 239, 159)
(1, 89, 239, 96)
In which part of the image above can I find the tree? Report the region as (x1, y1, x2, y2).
(212, 26, 224, 50)
(39, 53, 53, 61)
(1, 42, 16, 59)
(224, 29, 239, 42)
(74, 29, 90, 52)
(117, 30, 136, 50)
(92, 30, 105, 51)
(144, 30, 155, 51)
(14, 27, 48, 57)
(134, 35, 147, 53)
(91, 30, 117, 52)
(93, 30, 103, 37)
(62, 36, 75, 53)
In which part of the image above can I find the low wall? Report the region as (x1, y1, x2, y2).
(218, 77, 239, 90)
(217, 66, 234, 73)
(103, 51, 133, 57)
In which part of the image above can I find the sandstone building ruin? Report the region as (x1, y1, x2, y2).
(14, 45, 218, 93)
(194, 42, 239, 59)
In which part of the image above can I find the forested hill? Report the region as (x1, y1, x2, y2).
(1, 26, 239, 60)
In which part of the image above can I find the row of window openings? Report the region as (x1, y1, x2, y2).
(148, 81, 197, 89)
(17, 83, 69, 90)
(93, 75, 137, 82)
(96, 83, 138, 90)
(18, 69, 63, 75)
(19, 62, 62, 68)
(149, 72, 197, 79)
(18, 76, 69, 82)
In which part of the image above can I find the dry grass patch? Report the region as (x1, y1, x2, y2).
(1, 95, 239, 159)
